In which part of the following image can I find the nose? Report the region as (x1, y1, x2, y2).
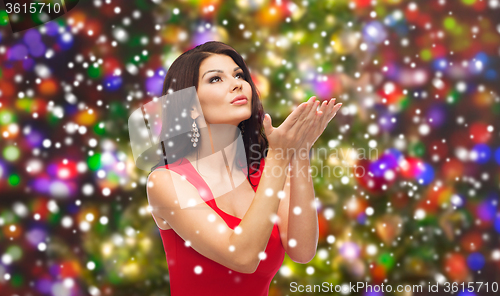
(231, 77, 243, 91)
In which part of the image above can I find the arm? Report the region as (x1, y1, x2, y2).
(277, 152, 318, 263)
(277, 97, 342, 263)
(147, 151, 289, 274)
(147, 97, 324, 273)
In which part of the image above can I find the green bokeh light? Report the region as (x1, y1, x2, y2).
(10, 273, 24, 287)
(420, 49, 432, 61)
(0, 110, 15, 125)
(7, 245, 23, 261)
(88, 64, 103, 79)
(88, 154, 101, 171)
(443, 17, 456, 31)
(399, 96, 410, 110)
(462, 0, 476, 5)
(3, 146, 21, 162)
(93, 122, 106, 135)
(410, 142, 426, 157)
(8, 174, 20, 186)
(0, 10, 8, 26)
(377, 252, 396, 270)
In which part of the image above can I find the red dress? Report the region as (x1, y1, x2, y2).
(153, 157, 285, 296)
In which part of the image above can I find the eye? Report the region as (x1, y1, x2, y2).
(209, 76, 221, 83)
(209, 72, 245, 83)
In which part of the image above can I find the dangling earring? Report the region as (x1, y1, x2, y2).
(191, 119, 199, 147)
(239, 121, 245, 135)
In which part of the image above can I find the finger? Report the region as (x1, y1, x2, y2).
(319, 98, 336, 126)
(279, 102, 307, 130)
(307, 99, 321, 124)
(328, 103, 342, 121)
(298, 99, 315, 121)
(332, 103, 342, 116)
(293, 98, 318, 135)
(286, 96, 317, 135)
(324, 98, 338, 116)
(303, 97, 319, 122)
(299, 96, 316, 122)
(327, 98, 336, 109)
(318, 99, 330, 119)
(304, 96, 316, 113)
(262, 113, 274, 137)
(308, 108, 330, 146)
(307, 100, 321, 127)
(311, 99, 336, 137)
(318, 100, 328, 114)
(309, 98, 320, 117)
(297, 99, 322, 145)
(289, 98, 315, 133)
(315, 100, 340, 133)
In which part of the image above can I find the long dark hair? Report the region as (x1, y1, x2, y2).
(150, 41, 268, 187)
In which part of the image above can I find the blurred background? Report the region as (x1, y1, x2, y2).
(1, 0, 500, 295)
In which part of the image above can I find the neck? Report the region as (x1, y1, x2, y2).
(185, 123, 241, 166)
(184, 123, 248, 196)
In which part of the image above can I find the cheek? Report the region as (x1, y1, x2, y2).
(199, 98, 227, 119)
(244, 83, 253, 95)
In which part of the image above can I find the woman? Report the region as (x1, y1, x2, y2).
(146, 41, 342, 295)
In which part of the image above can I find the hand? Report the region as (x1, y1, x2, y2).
(262, 96, 320, 161)
(295, 97, 342, 159)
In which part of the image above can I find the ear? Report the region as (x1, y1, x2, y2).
(190, 105, 200, 120)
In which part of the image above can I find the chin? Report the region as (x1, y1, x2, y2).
(242, 111, 252, 121)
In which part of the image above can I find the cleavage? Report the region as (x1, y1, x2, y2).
(214, 180, 254, 219)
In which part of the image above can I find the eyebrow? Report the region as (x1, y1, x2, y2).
(202, 67, 242, 79)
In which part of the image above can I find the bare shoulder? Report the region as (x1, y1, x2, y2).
(145, 167, 259, 273)
(147, 168, 207, 216)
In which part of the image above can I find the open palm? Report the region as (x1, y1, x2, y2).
(297, 97, 342, 156)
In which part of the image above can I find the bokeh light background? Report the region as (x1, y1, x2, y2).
(1, 0, 500, 295)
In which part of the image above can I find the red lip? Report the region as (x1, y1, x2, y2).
(231, 95, 248, 104)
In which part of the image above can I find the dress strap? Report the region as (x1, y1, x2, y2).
(160, 157, 266, 211)
(164, 158, 217, 207)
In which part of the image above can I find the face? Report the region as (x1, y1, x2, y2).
(195, 54, 253, 126)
